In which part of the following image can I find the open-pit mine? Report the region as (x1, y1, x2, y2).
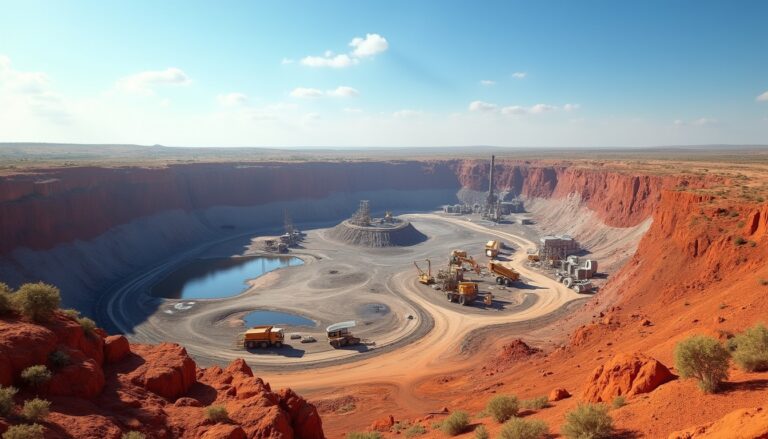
(1, 150, 768, 438)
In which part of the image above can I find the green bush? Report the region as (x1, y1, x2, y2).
(77, 316, 97, 335)
(20, 365, 52, 390)
(2, 423, 45, 439)
(674, 335, 731, 393)
(521, 396, 549, 410)
(0, 283, 15, 315)
(0, 385, 18, 416)
(12, 283, 61, 322)
(474, 424, 489, 439)
(561, 404, 613, 439)
(404, 424, 427, 438)
(345, 433, 382, 439)
(499, 418, 548, 439)
(61, 308, 80, 319)
(21, 398, 50, 422)
(48, 350, 71, 370)
(734, 236, 747, 246)
(121, 433, 146, 439)
(486, 395, 519, 423)
(731, 324, 768, 372)
(611, 395, 626, 409)
(204, 405, 229, 423)
(441, 411, 470, 436)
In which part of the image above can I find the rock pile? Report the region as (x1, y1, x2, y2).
(326, 218, 427, 247)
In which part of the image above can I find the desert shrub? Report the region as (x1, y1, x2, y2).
(121, 433, 146, 439)
(441, 411, 470, 436)
(611, 395, 626, 409)
(0, 385, 18, 416)
(731, 324, 768, 372)
(391, 421, 410, 433)
(20, 365, 52, 390)
(204, 405, 229, 423)
(1, 424, 44, 439)
(760, 279, 768, 287)
(499, 417, 548, 439)
(474, 425, 489, 439)
(61, 308, 80, 319)
(521, 396, 549, 410)
(734, 236, 747, 246)
(404, 424, 427, 438)
(486, 395, 519, 423)
(12, 283, 60, 322)
(0, 283, 15, 315)
(48, 350, 70, 370)
(345, 433, 382, 439)
(77, 316, 97, 335)
(21, 398, 50, 422)
(561, 404, 613, 439)
(674, 335, 730, 393)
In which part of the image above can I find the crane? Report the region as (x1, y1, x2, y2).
(414, 259, 435, 285)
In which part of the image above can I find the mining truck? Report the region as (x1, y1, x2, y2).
(485, 240, 501, 258)
(488, 261, 520, 286)
(327, 321, 361, 348)
(445, 281, 492, 306)
(244, 325, 285, 349)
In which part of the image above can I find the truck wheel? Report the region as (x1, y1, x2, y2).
(563, 277, 573, 288)
(246, 342, 254, 349)
(446, 292, 453, 301)
(260, 342, 268, 349)
(496, 276, 503, 284)
(505, 278, 514, 287)
(458, 295, 466, 306)
(274, 341, 282, 348)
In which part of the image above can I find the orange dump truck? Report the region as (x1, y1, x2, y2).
(488, 261, 520, 286)
(485, 240, 501, 257)
(244, 325, 285, 349)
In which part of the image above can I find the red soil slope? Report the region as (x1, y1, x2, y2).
(0, 312, 323, 439)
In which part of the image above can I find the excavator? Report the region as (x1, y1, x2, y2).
(449, 250, 482, 275)
(414, 259, 435, 285)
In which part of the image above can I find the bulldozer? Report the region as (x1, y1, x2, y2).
(414, 259, 435, 285)
(326, 321, 361, 348)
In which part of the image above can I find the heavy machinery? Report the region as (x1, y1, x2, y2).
(244, 325, 285, 349)
(449, 250, 482, 274)
(488, 261, 520, 286)
(526, 249, 541, 262)
(327, 321, 361, 348)
(485, 240, 501, 258)
(414, 259, 435, 285)
(445, 281, 492, 306)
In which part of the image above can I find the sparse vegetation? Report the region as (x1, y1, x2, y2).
(345, 433, 382, 439)
(391, 421, 410, 433)
(48, 350, 70, 370)
(1, 424, 45, 439)
(499, 418, 548, 439)
(441, 411, 470, 436)
(20, 365, 52, 390)
(760, 279, 768, 287)
(77, 316, 97, 335)
(120, 433, 146, 439)
(521, 396, 549, 410)
(204, 405, 229, 423)
(61, 308, 80, 319)
(21, 398, 50, 422)
(12, 283, 61, 322)
(561, 404, 614, 439)
(474, 425, 489, 439)
(404, 424, 427, 438)
(675, 335, 730, 393)
(0, 385, 18, 416)
(0, 282, 15, 315)
(486, 395, 519, 422)
(731, 324, 768, 372)
(611, 395, 626, 409)
(734, 236, 747, 246)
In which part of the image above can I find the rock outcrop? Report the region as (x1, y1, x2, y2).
(667, 405, 768, 439)
(582, 353, 675, 403)
(0, 312, 324, 439)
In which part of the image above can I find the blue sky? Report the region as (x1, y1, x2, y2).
(0, 0, 766, 147)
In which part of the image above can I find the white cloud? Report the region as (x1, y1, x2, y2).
(393, 109, 423, 118)
(674, 117, 718, 126)
(116, 68, 191, 95)
(349, 33, 389, 58)
(480, 80, 496, 86)
(300, 53, 357, 68)
(757, 91, 768, 102)
(290, 87, 324, 98)
(512, 72, 527, 79)
(281, 58, 294, 65)
(217, 92, 249, 107)
(469, 100, 498, 112)
(327, 86, 360, 97)
(529, 104, 557, 114)
(563, 103, 581, 112)
(501, 105, 527, 115)
(344, 107, 363, 114)
(0, 55, 71, 123)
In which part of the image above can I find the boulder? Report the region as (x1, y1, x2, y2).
(582, 353, 675, 403)
(104, 335, 130, 363)
(668, 405, 768, 438)
(48, 352, 105, 399)
(201, 424, 247, 439)
(370, 415, 395, 432)
(548, 388, 571, 402)
(279, 388, 325, 439)
(127, 343, 197, 400)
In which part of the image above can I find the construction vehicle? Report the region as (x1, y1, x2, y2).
(327, 321, 361, 348)
(445, 281, 492, 306)
(488, 261, 520, 286)
(449, 250, 482, 274)
(244, 326, 285, 349)
(485, 240, 501, 258)
(414, 259, 435, 285)
(526, 249, 541, 262)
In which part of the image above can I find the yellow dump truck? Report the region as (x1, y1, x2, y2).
(485, 240, 501, 258)
(445, 281, 492, 306)
(244, 325, 285, 349)
(488, 261, 520, 286)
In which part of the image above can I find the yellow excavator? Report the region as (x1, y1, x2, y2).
(414, 259, 435, 285)
(449, 250, 482, 275)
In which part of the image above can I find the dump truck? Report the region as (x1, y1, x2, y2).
(327, 321, 361, 348)
(414, 259, 435, 285)
(526, 249, 541, 262)
(485, 240, 501, 258)
(244, 325, 285, 349)
(445, 281, 492, 306)
(488, 261, 520, 286)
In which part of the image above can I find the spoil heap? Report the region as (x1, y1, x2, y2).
(326, 201, 427, 247)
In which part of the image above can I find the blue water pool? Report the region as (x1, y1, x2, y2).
(243, 310, 316, 328)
